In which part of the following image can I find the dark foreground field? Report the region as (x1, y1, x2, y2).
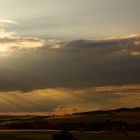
(0, 130, 140, 140)
(0, 108, 140, 139)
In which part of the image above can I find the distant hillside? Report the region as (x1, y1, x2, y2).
(0, 107, 140, 131)
(73, 107, 140, 115)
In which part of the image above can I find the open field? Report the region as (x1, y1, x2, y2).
(0, 108, 140, 128)
(0, 108, 139, 139)
(0, 130, 140, 140)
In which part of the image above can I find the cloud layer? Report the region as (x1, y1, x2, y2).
(0, 26, 140, 113)
(1, 34, 140, 91)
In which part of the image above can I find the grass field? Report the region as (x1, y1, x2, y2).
(0, 130, 140, 140)
(0, 108, 140, 139)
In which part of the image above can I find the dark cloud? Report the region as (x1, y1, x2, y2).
(0, 35, 140, 91)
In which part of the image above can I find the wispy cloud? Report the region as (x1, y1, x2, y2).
(0, 19, 19, 25)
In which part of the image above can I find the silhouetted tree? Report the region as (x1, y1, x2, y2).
(52, 130, 77, 140)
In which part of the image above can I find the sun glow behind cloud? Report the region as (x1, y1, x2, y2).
(0, 19, 45, 55)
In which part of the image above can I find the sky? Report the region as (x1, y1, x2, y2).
(0, 0, 140, 39)
(0, 0, 140, 115)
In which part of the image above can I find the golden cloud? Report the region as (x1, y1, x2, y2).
(0, 84, 139, 115)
